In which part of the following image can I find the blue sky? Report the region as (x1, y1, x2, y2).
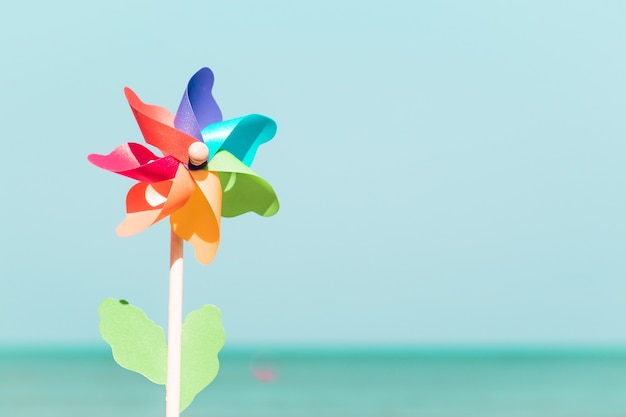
(1, 0, 625, 346)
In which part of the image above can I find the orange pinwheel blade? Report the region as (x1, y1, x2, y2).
(170, 170, 222, 265)
(117, 164, 195, 237)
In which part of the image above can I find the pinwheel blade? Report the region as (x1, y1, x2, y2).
(174, 67, 223, 140)
(117, 165, 195, 237)
(208, 151, 279, 218)
(201, 114, 277, 167)
(125, 87, 198, 163)
(170, 170, 222, 265)
(88, 143, 179, 183)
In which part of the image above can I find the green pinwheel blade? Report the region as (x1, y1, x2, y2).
(180, 305, 226, 412)
(98, 298, 167, 384)
(208, 150, 279, 218)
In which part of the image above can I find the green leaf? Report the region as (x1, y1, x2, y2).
(208, 150, 279, 218)
(98, 300, 225, 412)
(99, 298, 167, 384)
(180, 305, 226, 412)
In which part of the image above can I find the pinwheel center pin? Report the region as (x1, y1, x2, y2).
(188, 142, 209, 170)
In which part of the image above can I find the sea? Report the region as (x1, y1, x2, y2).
(2, 347, 626, 417)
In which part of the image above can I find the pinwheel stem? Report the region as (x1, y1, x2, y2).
(166, 229, 184, 417)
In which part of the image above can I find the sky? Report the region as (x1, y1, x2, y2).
(0, 0, 625, 347)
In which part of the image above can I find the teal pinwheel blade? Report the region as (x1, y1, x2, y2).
(202, 114, 277, 167)
(208, 150, 279, 218)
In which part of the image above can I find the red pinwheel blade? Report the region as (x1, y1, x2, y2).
(124, 87, 199, 163)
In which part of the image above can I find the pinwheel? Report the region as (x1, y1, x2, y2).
(89, 67, 279, 264)
(88, 67, 279, 416)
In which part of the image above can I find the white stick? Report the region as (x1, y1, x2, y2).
(166, 229, 184, 417)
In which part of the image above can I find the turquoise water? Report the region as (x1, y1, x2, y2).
(2, 348, 626, 417)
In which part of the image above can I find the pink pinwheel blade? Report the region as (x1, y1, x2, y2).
(88, 143, 180, 183)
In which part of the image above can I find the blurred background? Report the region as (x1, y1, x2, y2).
(1, 0, 626, 416)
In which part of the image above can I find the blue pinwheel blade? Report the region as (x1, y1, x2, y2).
(174, 67, 223, 140)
